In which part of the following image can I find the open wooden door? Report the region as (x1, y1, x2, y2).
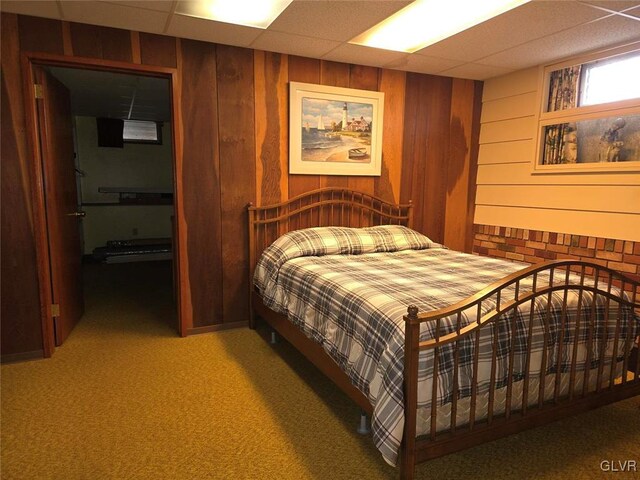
(34, 66, 84, 346)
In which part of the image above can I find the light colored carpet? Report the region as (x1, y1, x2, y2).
(2, 261, 639, 479)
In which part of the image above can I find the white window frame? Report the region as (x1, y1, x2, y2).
(533, 42, 640, 174)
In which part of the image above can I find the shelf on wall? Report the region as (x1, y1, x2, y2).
(82, 201, 173, 206)
(93, 187, 174, 205)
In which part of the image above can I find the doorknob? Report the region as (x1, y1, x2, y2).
(67, 211, 86, 217)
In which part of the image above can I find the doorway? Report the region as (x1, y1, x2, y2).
(24, 55, 184, 356)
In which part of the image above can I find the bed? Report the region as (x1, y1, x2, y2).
(247, 188, 640, 479)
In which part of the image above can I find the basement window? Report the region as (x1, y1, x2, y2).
(123, 120, 162, 144)
(534, 45, 640, 172)
(579, 52, 640, 107)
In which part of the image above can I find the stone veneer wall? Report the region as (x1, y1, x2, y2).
(472, 224, 640, 293)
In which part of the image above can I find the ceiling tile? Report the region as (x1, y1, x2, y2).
(4, 0, 639, 79)
(0, 1, 61, 19)
(251, 31, 341, 59)
(60, 1, 168, 32)
(166, 14, 262, 46)
(439, 63, 514, 81)
(414, 0, 609, 63)
(621, 5, 640, 18)
(580, 1, 640, 12)
(321, 43, 407, 68)
(101, 1, 175, 12)
(480, 15, 640, 69)
(385, 54, 463, 75)
(268, 0, 411, 41)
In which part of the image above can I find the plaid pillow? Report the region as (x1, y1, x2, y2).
(254, 225, 441, 296)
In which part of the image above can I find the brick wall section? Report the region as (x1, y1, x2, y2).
(472, 224, 640, 294)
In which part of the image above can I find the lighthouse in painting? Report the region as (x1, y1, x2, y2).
(341, 102, 348, 131)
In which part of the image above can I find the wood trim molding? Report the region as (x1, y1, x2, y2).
(21, 53, 55, 357)
(172, 38, 187, 337)
(23, 50, 176, 76)
(1, 349, 45, 364)
(186, 321, 249, 335)
(20, 51, 186, 350)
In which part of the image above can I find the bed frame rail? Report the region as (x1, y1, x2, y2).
(401, 260, 640, 479)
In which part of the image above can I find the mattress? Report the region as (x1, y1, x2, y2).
(254, 225, 639, 466)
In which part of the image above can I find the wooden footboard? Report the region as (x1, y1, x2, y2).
(247, 188, 640, 479)
(400, 260, 640, 479)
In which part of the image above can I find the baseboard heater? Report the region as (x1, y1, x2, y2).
(92, 238, 172, 263)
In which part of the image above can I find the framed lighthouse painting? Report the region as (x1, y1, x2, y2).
(289, 82, 384, 176)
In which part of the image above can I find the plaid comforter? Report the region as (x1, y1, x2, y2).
(254, 226, 639, 466)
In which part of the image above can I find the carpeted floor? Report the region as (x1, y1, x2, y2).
(1, 261, 639, 479)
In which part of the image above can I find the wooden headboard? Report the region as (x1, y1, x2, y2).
(247, 188, 413, 280)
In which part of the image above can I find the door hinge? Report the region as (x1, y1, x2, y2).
(51, 303, 60, 317)
(34, 83, 43, 99)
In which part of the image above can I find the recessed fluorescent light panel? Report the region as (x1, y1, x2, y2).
(350, 0, 531, 53)
(175, 0, 293, 29)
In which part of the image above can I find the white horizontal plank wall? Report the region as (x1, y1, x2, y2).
(475, 67, 640, 241)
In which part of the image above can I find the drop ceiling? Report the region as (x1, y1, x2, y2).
(2, 0, 640, 80)
(47, 67, 171, 121)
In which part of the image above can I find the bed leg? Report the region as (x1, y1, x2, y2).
(270, 330, 278, 344)
(357, 410, 370, 435)
(399, 449, 416, 480)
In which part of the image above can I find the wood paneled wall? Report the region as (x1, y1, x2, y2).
(1, 13, 482, 358)
(1, 14, 44, 359)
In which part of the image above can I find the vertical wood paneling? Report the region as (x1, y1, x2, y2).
(101, 26, 133, 62)
(421, 75, 452, 243)
(377, 69, 405, 203)
(4, 13, 484, 349)
(140, 32, 177, 68)
(216, 45, 256, 326)
(347, 65, 378, 197)
(320, 61, 350, 88)
(254, 51, 288, 205)
(349, 64, 378, 91)
(70, 23, 132, 61)
(401, 73, 428, 226)
(1, 13, 44, 357)
(179, 39, 223, 327)
(445, 79, 482, 252)
(17, 16, 64, 54)
(401, 73, 455, 243)
(69, 23, 104, 58)
(320, 61, 350, 189)
(288, 56, 321, 198)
